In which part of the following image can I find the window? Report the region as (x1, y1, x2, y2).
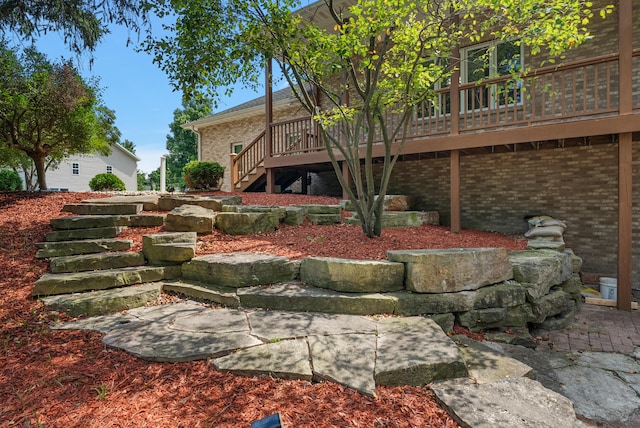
(106, 165, 113, 174)
(461, 40, 523, 110)
(72, 163, 79, 175)
(231, 143, 243, 154)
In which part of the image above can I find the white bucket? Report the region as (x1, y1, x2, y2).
(600, 277, 617, 300)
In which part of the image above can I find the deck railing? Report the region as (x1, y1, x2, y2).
(233, 50, 640, 187)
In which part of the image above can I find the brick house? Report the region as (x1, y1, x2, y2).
(183, 0, 640, 307)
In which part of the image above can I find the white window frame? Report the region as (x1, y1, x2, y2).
(106, 165, 113, 174)
(231, 142, 243, 154)
(72, 163, 79, 175)
(460, 40, 524, 112)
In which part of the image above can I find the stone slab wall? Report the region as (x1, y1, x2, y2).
(371, 141, 640, 289)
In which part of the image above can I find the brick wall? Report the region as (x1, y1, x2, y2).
(199, 104, 307, 191)
(371, 141, 640, 289)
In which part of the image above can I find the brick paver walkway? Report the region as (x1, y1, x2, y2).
(537, 304, 640, 354)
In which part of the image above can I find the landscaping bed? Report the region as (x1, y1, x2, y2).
(0, 191, 527, 427)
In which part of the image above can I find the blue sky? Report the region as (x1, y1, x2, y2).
(13, 24, 265, 174)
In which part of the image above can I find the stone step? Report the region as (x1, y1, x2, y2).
(40, 282, 163, 317)
(50, 214, 165, 230)
(45, 226, 125, 242)
(162, 280, 240, 307)
(49, 252, 146, 273)
(237, 282, 397, 315)
(62, 203, 143, 215)
(51, 215, 131, 230)
(32, 265, 181, 297)
(344, 211, 439, 228)
(182, 253, 299, 287)
(35, 239, 133, 259)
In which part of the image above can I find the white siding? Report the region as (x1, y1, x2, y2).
(46, 144, 139, 191)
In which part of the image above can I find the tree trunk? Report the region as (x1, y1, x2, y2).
(33, 155, 48, 190)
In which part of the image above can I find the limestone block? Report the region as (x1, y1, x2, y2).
(50, 215, 130, 230)
(215, 211, 280, 235)
(300, 257, 404, 293)
(142, 232, 198, 265)
(525, 225, 565, 240)
(62, 203, 142, 215)
(182, 252, 298, 287)
(471, 281, 527, 309)
(530, 289, 574, 322)
(165, 204, 215, 234)
(129, 214, 166, 227)
(527, 240, 566, 251)
(306, 213, 342, 225)
(40, 282, 163, 317)
(565, 249, 583, 273)
(530, 300, 578, 331)
(387, 248, 513, 293)
(35, 239, 132, 259)
(375, 317, 468, 386)
(45, 226, 125, 242)
(527, 216, 567, 230)
(295, 204, 342, 215)
(49, 252, 145, 273)
(390, 291, 476, 315)
(237, 282, 396, 315)
(457, 308, 507, 331)
(284, 207, 305, 225)
(509, 250, 573, 300)
(382, 195, 415, 211)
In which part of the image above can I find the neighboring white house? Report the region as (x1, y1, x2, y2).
(45, 143, 140, 191)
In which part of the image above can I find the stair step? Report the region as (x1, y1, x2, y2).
(50, 215, 131, 230)
(45, 226, 125, 242)
(62, 203, 143, 215)
(35, 239, 133, 259)
(49, 252, 146, 273)
(237, 282, 397, 315)
(32, 265, 181, 297)
(163, 280, 240, 307)
(40, 282, 163, 317)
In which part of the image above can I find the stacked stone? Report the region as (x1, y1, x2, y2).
(524, 216, 567, 251)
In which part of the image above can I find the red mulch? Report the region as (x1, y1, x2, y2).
(0, 191, 527, 427)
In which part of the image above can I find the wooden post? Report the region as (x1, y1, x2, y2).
(341, 161, 351, 201)
(229, 153, 238, 189)
(265, 58, 275, 194)
(618, 132, 632, 311)
(450, 149, 461, 233)
(617, 0, 633, 311)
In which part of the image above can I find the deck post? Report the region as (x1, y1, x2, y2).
(229, 153, 238, 189)
(618, 132, 633, 311)
(341, 161, 351, 201)
(617, 0, 633, 311)
(265, 58, 275, 193)
(450, 150, 461, 233)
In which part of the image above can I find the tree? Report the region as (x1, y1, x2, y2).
(0, 0, 149, 54)
(165, 98, 212, 190)
(0, 43, 116, 190)
(144, 0, 609, 237)
(122, 139, 137, 154)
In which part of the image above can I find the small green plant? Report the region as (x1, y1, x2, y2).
(91, 383, 108, 400)
(269, 337, 281, 343)
(0, 169, 23, 191)
(183, 161, 224, 190)
(306, 235, 325, 243)
(89, 173, 126, 191)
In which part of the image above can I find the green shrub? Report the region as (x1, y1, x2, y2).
(0, 169, 23, 191)
(89, 173, 126, 191)
(183, 161, 225, 190)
